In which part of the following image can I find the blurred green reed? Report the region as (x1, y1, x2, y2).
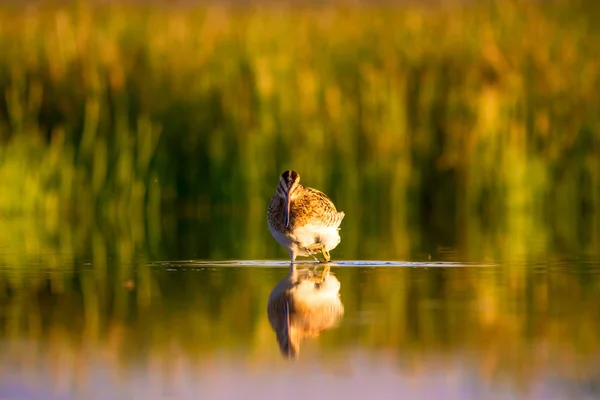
(0, 0, 598, 264)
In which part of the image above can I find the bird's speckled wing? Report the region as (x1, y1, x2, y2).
(296, 186, 345, 228)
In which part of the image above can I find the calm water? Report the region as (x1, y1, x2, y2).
(2, 250, 600, 400)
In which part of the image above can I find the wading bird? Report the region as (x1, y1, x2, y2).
(267, 170, 345, 262)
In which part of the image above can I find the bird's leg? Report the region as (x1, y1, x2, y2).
(304, 243, 324, 265)
(321, 247, 331, 263)
(289, 250, 296, 263)
(309, 253, 320, 263)
(306, 242, 331, 263)
(289, 261, 298, 281)
(304, 243, 321, 253)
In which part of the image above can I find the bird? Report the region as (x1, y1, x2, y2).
(267, 264, 344, 359)
(267, 170, 345, 263)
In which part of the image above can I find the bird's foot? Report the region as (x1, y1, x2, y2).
(305, 242, 331, 263)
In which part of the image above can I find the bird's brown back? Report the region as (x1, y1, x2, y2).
(267, 184, 345, 233)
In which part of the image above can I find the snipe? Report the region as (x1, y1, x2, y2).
(267, 170, 345, 262)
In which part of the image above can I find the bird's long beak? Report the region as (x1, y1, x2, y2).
(284, 193, 291, 229)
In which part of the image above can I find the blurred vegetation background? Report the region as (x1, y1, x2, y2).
(0, 0, 598, 264)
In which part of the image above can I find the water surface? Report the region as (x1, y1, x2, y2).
(2, 256, 600, 400)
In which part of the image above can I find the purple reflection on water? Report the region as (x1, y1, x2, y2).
(2, 350, 592, 400)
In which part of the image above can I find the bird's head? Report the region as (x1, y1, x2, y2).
(276, 170, 300, 229)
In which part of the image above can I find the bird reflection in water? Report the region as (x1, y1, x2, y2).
(267, 264, 344, 359)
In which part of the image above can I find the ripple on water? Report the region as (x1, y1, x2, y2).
(147, 260, 499, 269)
